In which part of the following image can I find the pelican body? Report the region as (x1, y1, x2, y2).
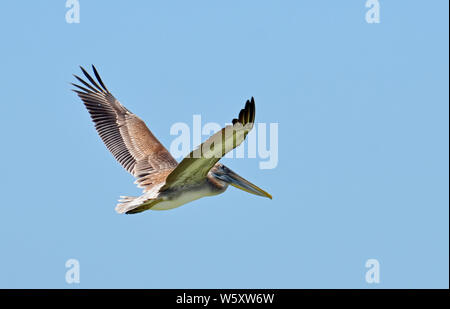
(72, 66, 271, 214)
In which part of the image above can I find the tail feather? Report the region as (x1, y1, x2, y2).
(115, 195, 156, 214)
(116, 196, 144, 214)
(115, 196, 138, 214)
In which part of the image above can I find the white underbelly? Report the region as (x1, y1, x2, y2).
(151, 189, 211, 210)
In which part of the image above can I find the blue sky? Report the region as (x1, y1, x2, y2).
(0, 1, 448, 288)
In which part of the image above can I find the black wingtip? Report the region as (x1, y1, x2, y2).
(79, 65, 88, 75)
(73, 74, 97, 92)
(91, 64, 109, 93)
(71, 82, 94, 94)
(79, 65, 104, 92)
(231, 96, 257, 126)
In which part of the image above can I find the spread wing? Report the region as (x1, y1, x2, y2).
(72, 65, 178, 191)
(160, 97, 255, 191)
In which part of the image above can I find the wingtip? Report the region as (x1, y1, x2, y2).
(79, 65, 89, 77)
(91, 64, 109, 93)
(91, 64, 99, 76)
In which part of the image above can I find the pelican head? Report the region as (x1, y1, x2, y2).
(208, 164, 272, 199)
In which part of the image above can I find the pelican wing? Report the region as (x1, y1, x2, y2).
(161, 97, 255, 191)
(72, 65, 178, 191)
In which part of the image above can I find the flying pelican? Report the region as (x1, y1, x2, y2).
(72, 66, 272, 214)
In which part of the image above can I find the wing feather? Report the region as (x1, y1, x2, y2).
(160, 97, 256, 191)
(73, 65, 178, 191)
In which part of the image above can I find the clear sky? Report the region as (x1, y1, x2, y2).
(0, 1, 448, 288)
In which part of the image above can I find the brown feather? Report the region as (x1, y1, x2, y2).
(73, 66, 178, 192)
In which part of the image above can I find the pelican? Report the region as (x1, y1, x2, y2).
(72, 65, 272, 214)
